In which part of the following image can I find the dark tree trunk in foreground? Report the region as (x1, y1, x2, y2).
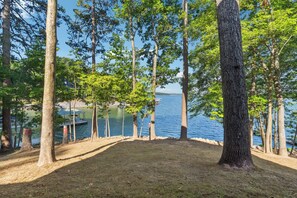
(37, 0, 57, 166)
(216, 0, 254, 169)
(180, 0, 188, 141)
(1, 0, 12, 150)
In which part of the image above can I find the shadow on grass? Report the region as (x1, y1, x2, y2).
(0, 139, 296, 198)
(58, 138, 129, 161)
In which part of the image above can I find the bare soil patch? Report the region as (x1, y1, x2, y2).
(0, 137, 297, 197)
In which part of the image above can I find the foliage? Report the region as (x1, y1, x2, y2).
(66, 0, 118, 63)
(125, 82, 151, 114)
(139, 0, 181, 88)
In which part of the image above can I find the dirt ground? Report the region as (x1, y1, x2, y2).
(0, 137, 297, 197)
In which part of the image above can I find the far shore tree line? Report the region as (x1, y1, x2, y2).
(1, 0, 297, 169)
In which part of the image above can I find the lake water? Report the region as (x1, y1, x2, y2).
(56, 94, 263, 145)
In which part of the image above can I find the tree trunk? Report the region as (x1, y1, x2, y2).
(216, 0, 254, 169)
(258, 117, 266, 147)
(73, 82, 77, 142)
(122, 108, 125, 137)
(1, 0, 12, 150)
(91, 0, 98, 139)
(273, 107, 278, 153)
(68, 101, 72, 141)
(290, 125, 297, 155)
(21, 128, 32, 151)
(150, 42, 158, 140)
(180, 0, 188, 141)
(273, 52, 287, 156)
(130, 16, 138, 139)
(104, 110, 111, 137)
(91, 104, 97, 139)
(248, 64, 256, 147)
(265, 98, 273, 153)
(37, 0, 57, 166)
(91, 0, 98, 140)
(62, 125, 68, 144)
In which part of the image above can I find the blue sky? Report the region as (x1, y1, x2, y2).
(57, 1, 182, 94)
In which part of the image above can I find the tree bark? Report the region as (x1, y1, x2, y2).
(265, 97, 273, 153)
(150, 42, 158, 140)
(68, 101, 72, 141)
(91, 0, 98, 139)
(180, 0, 188, 141)
(216, 0, 254, 169)
(273, 107, 278, 153)
(290, 125, 297, 155)
(1, 0, 12, 150)
(73, 82, 77, 142)
(273, 52, 287, 156)
(37, 0, 57, 166)
(130, 15, 138, 139)
(248, 64, 256, 147)
(258, 116, 266, 147)
(62, 125, 68, 144)
(21, 128, 32, 151)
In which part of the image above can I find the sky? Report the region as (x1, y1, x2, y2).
(57, 1, 182, 94)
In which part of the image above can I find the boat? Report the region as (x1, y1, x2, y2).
(58, 108, 88, 127)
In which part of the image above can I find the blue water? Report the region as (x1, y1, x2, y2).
(58, 94, 263, 145)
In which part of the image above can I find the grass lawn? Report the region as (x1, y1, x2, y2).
(0, 137, 297, 197)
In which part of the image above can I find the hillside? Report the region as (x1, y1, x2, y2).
(0, 137, 296, 197)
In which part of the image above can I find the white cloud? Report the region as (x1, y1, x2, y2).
(176, 72, 183, 78)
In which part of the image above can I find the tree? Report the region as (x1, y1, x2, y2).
(37, 0, 57, 166)
(80, 73, 126, 138)
(100, 33, 150, 137)
(180, 0, 189, 140)
(1, 0, 12, 150)
(115, 0, 142, 139)
(188, 0, 222, 122)
(0, 0, 65, 150)
(216, 0, 254, 169)
(140, 0, 180, 140)
(241, 0, 297, 156)
(67, 0, 118, 140)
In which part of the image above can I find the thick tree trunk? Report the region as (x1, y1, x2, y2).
(91, 0, 98, 139)
(180, 0, 188, 141)
(273, 53, 287, 156)
(216, 0, 254, 169)
(21, 128, 32, 151)
(150, 42, 158, 140)
(37, 0, 57, 166)
(1, 0, 12, 150)
(130, 16, 138, 139)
